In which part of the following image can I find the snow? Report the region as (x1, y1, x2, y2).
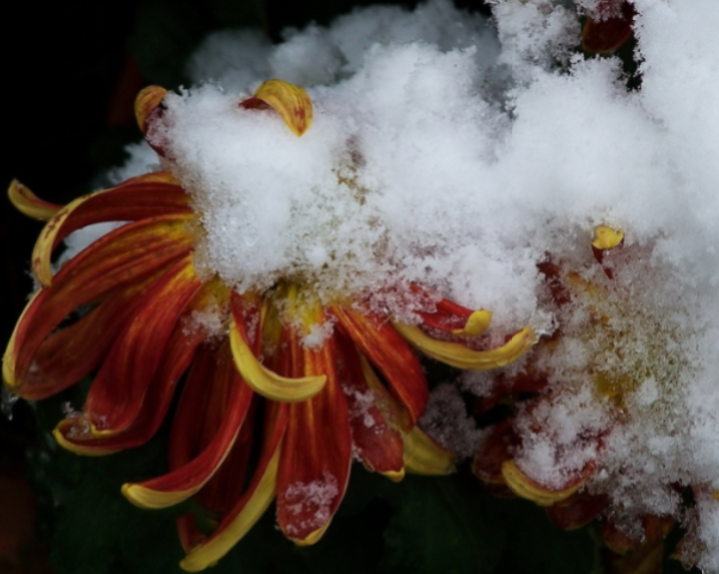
(80, 0, 719, 567)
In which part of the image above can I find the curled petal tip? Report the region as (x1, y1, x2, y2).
(403, 426, 455, 476)
(592, 225, 624, 251)
(393, 321, 536, 370)
(135, 85, 168, 135)
(501, 460, 582, 506)
(241, 79, 313, 137)
(291, 523, 331, 547)
(230, 318, 326, 402)
(121, 483, 198, 509)
(452, 309, 492, 336)
(382, 468, 406, 483)
(52, 425, 118, 457)
(8, 180, 62, 221)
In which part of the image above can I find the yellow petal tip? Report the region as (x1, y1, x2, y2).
(452, 309, 492, 336)
(591, 225, 624, 251)
(382, 468, 406, 483)
(244, 79, 313, 137)
(52, 425, 118, 457)
(230, 320, 327, 402)
(403, 427, 455, 476)
(122, 482, 198, 509)
(291, 523, 331, 547)
(135, 85, 168, 134)
(8, 179, 61, 221)
(501, 460, 581, 506)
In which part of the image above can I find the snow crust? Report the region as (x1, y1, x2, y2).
(104, 0, 719, 567)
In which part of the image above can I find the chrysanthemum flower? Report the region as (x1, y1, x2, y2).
(4, 79, 535, 570)
(471, 225, 719, 573)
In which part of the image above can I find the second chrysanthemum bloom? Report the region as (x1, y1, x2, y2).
(4, 80, 534, 571)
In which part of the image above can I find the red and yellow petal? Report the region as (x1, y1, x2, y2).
(33, 172, 190, 286)
(5, 214, 195, 394)
(332, 304, 428, 429)
(392, 321, 536, 371)
(413, 288, 492, 336)
(336, 332, 405, 481)
(52, 286, 218, 454)
(13, 280, 149, 400)
(135, 85, 168, 135)
(179, 401, 288, 572)
(501, 459, 596, 506)
(83, 256, 202, 435)
(241, 79, 313, 137)
(229, 292, 326, 402)
(8, 180, 62, 221)
(402, 426, 455, 476)
(276, 330, 352, 545)
(122, 344, 254, 509)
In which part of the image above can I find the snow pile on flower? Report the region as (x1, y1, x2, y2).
(111, 0, 719, 569)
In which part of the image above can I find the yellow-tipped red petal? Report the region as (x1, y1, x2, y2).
(241, 79, 313, 137)
(412, 286, 492, 336)
(123, 346, 254, 509)
(7, 180, 62, 221)
(332, 304, 428, 428)
(337, 332, 404, 481)
(179, 402, 288, 572)
(52, 419, 121, 456)
(135, 85, 168, 134)
(6, 215, 194, 397)
(83, 257, 202, 435)
(402, 426, 455, 476)
(32, 172, 188, 287)
(501, 460, 585, 506)
(392, 322, 536, 370)
(592, 225, 624, 251)
(10, 281, 148, 400)
(229, 293, 326, 402)
(276, 332, 352, 545)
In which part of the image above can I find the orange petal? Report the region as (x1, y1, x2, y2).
(83, 257, 202, 434)
(332, 304, 428, 429)
(336, 331, 404, 481)
(52, 288, 217, 454)
(122, 345, 254, 509)
(15, 280, 149, 400)
(6, 214, 194, 394)
(276, 329, 352, 545)
(179, 401, 288, 572)
(7, 180, 62, 221)
(33, 171, 189, 287)
(241, 79, 313, 137)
